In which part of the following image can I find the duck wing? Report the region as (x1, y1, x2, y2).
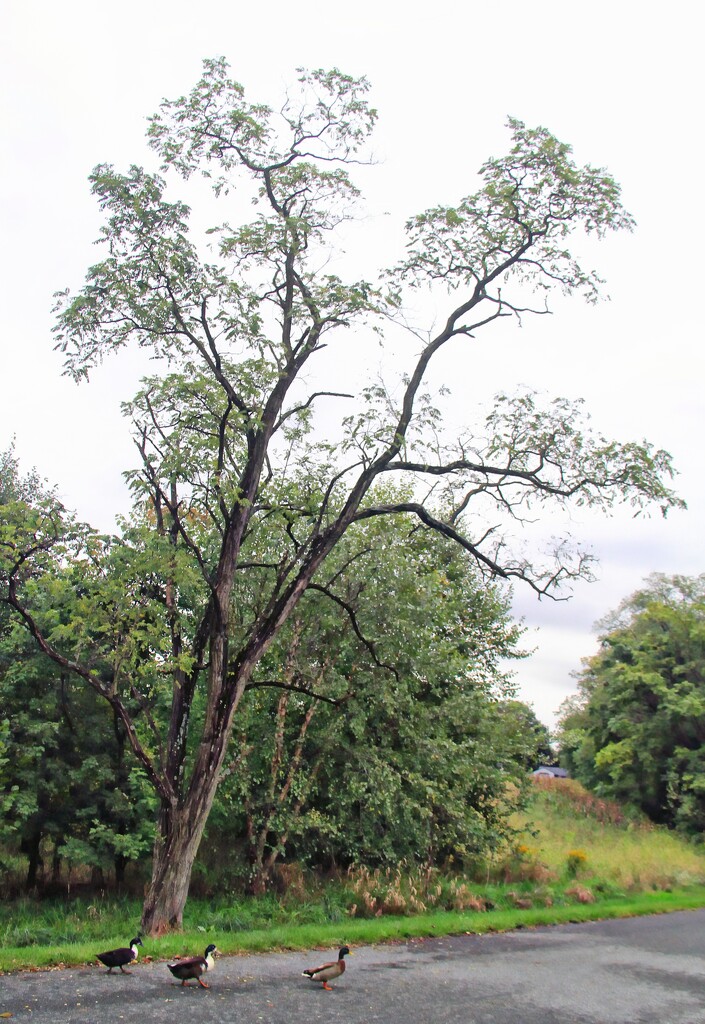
(302, 959, 344, 982)
(97, 946, 132, 966)
(168, 955, 206, 978)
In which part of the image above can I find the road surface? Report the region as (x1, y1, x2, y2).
(2, 909, 705, 1023)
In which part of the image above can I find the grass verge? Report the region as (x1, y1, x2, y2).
(2, 885, 705, 975)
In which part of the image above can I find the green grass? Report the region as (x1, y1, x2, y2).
(2, 778, 705, 974)
(2, 886, 705, 974)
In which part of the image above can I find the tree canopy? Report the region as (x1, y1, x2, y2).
(0, 61, 683, 932)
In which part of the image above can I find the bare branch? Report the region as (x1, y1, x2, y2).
(275, 390, 354, 431)
(243, 678, 344, 706)
(306, 582, 400, 679)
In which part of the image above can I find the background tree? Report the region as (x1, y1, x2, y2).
(557, 574, 705, 835)
(0, 627, 155, 890)
(0, 446, 155, 888)
(1, 64, 683, 934)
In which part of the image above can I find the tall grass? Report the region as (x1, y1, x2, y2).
(0, 895, 141, 949)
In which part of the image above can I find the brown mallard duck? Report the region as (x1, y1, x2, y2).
(302, 946, 351, 990)
(167, 943, 219, 988)
(96, 937, 143, 974)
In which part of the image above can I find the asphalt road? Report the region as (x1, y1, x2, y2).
(2, 909, 705, 1024)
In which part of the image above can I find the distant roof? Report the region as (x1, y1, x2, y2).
(532, 766, 569, 778)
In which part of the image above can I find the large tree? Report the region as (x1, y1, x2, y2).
(557, 574, 705, 834)
(1, 63, 683, 933)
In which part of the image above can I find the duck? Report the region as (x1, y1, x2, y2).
(96, 936, 143, 974)
(302, 946, 351, 990)
(167, 943, 219, 988)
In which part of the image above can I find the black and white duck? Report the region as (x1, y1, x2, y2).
(96, 937, 143, 974)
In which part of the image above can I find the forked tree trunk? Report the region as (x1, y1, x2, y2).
(140, 624, 240, 935)
(140, 546, 329, 932)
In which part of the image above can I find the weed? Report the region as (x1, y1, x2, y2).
(566, 849, 588, 878)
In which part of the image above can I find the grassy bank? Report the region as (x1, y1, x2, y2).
(513, 776, 705, 890)
(2, 778, 704, 974)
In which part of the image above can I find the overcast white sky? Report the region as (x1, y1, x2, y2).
(2, 0, 703, 729)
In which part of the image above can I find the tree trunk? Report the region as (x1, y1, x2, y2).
(21, 830, 43, 891)
(248, 859, 269, 897)
(114, 853, 128, 890)
(140, 743, 229, 936)
(51, 841, 62, 886)
(141, 805, 206, 935)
